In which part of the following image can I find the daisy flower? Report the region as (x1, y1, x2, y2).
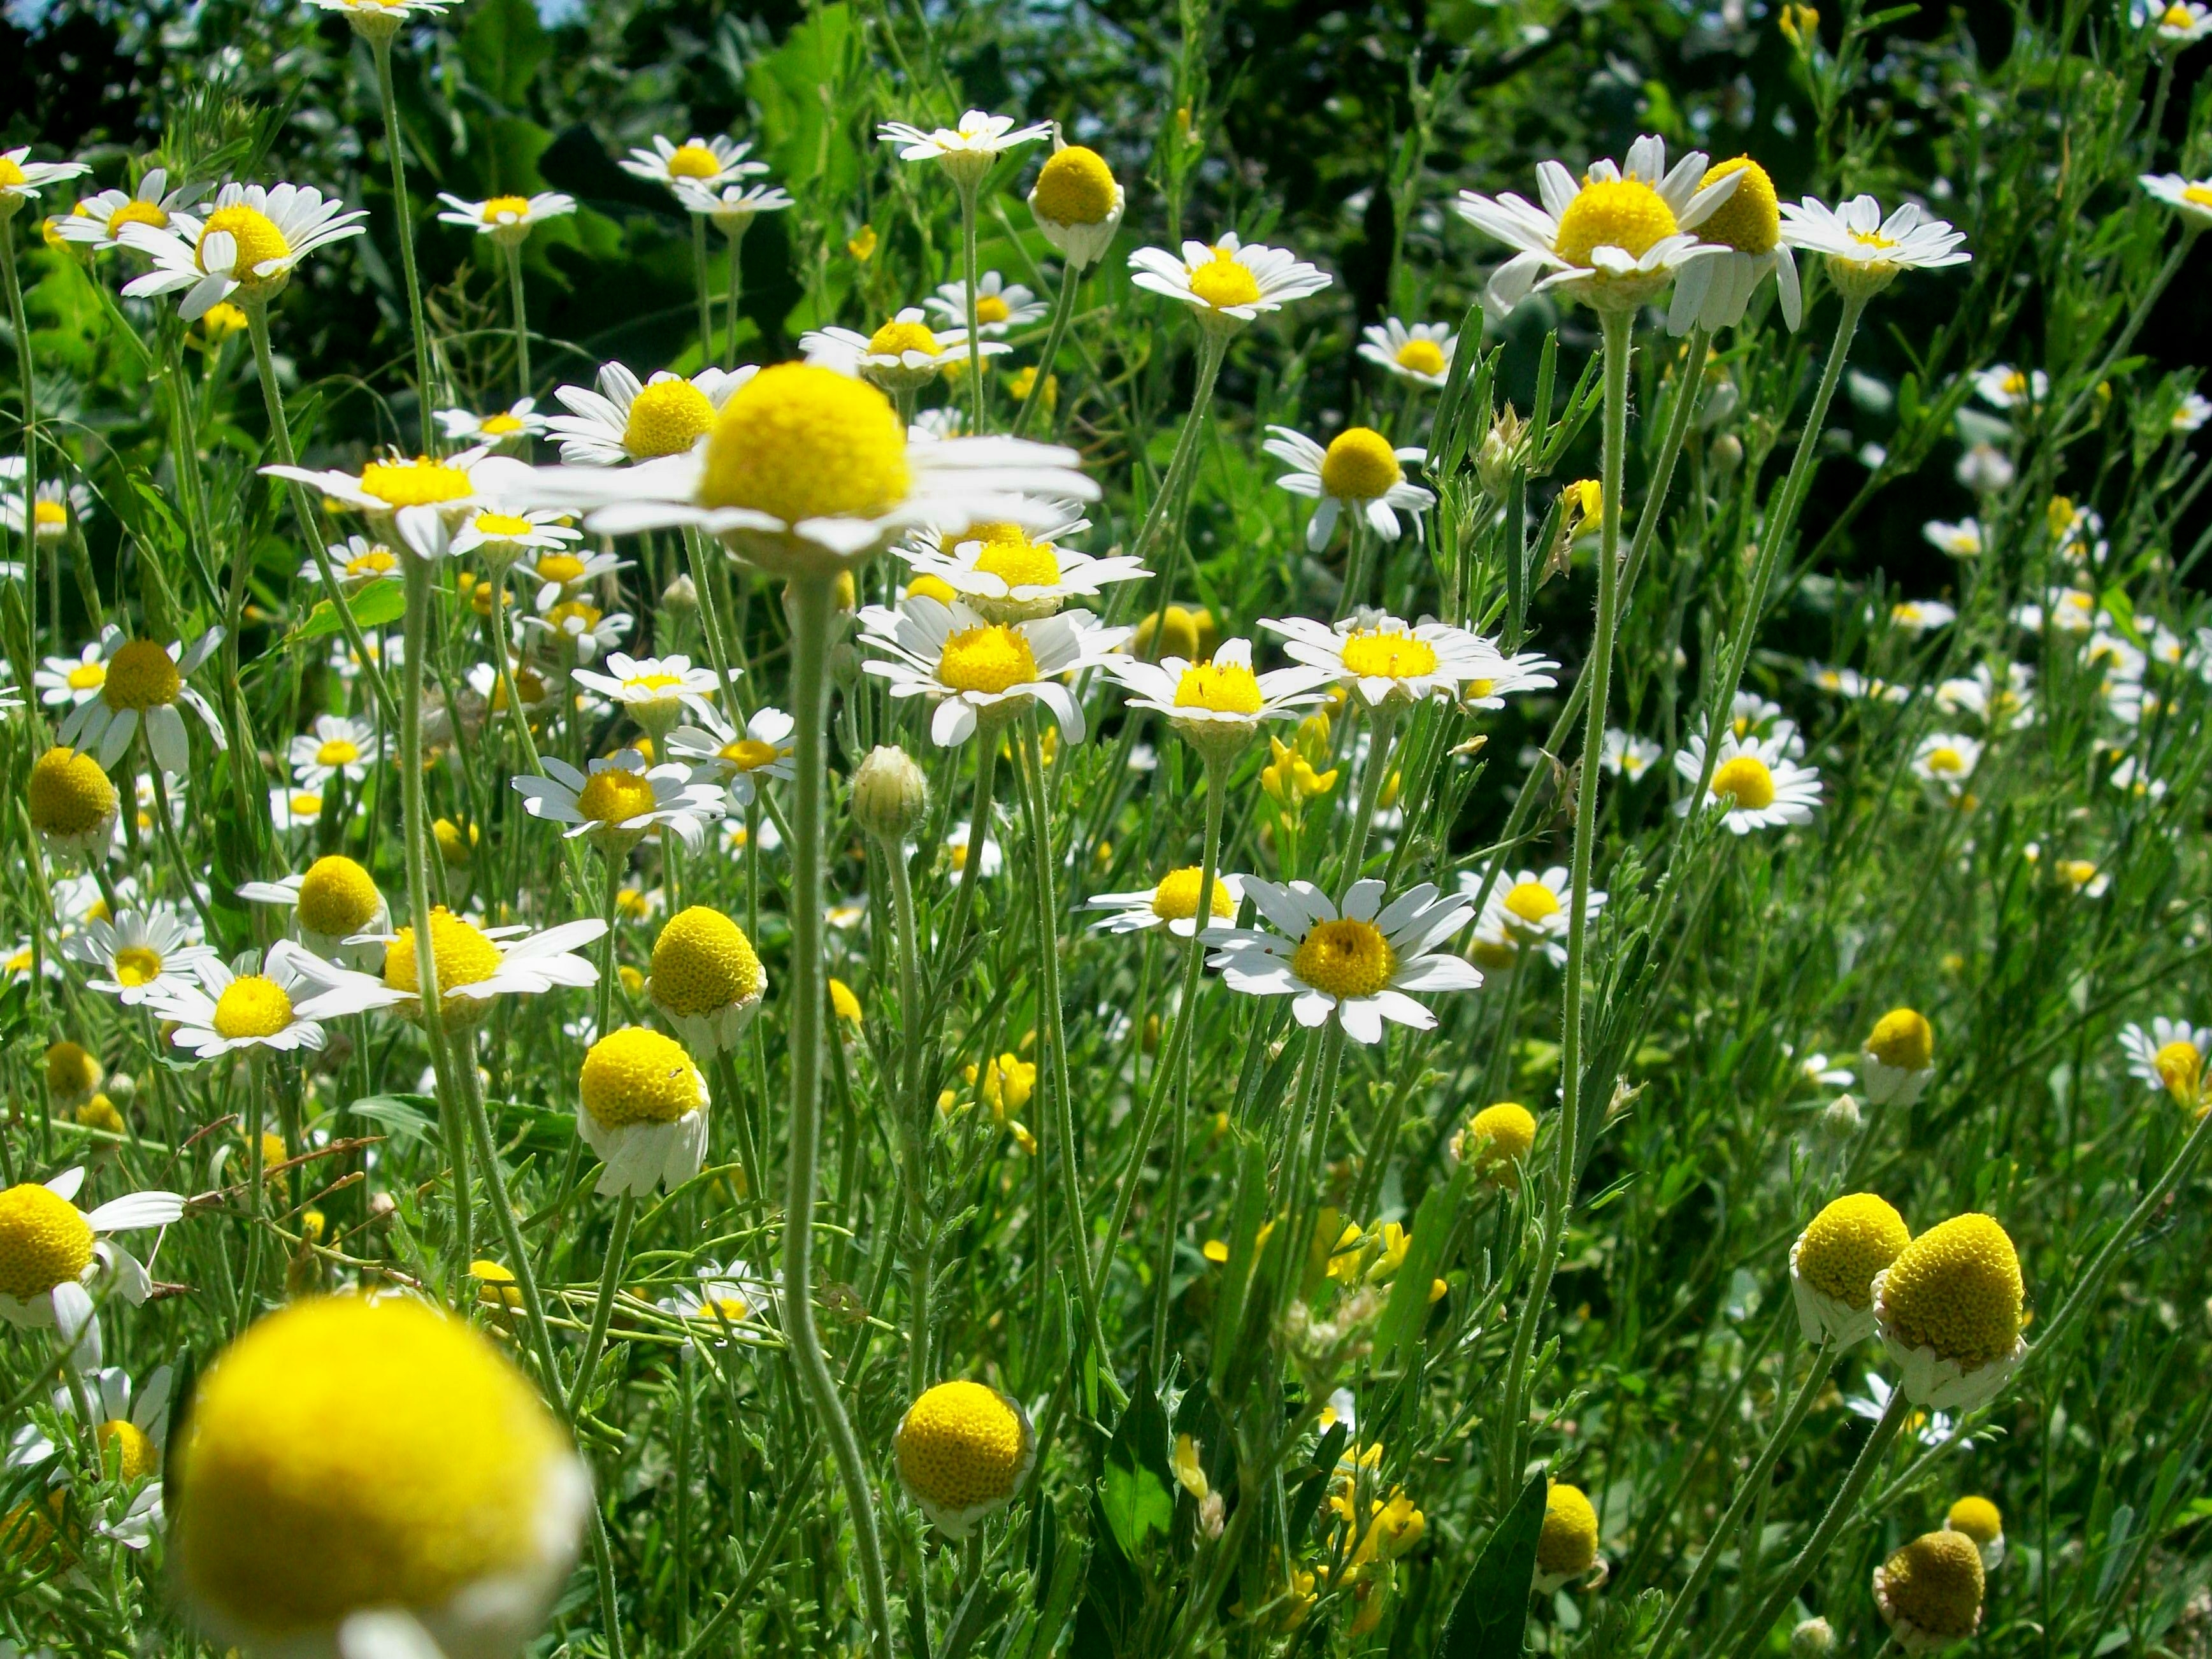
(434, 190, 575, 248)
(673, 178, 796, 239)
(436, 398, 549, 448)
(0, 1167, 184, 1357)
(859, 596, 1128, 747)
(1128, 231, 1333, 331)
(64, 905, 215, 1005)
(1911, 732, 1983, 794)
(305, 533, 404, 590)
(1665, 154, 1801, 332)
(1602, 729, 1662, 780)
(26, 745, 121, 859)
(1103, 637, 1334, 765)
(1795, 1049, 1856, 1090)
(35, 628, 124, 710)
(2012, 587, 2096, 634)
(1973, 365, 2047, 410)
(546, 363, 750, 466)
(647, 905, 766, 1056)
(1777, 194, 1970, 301)
(1890, 598, 1957, 635)
(801, 307, 1004, 394)
(666, 705, 796, 808)
(1263, 611, 1509, 710)
(661, 1263, 779, 1347)
(1674, 732, 1823, 833)
(530, 362, 1098, 577)
(1087, 868, 1249, 938)
(262, 445, 533, 560)
(903, 523, 1147, 623)
(944, 820, 1000, 878)
(53, 168, 203, 250)
(2173, 392, 2211, 433)
(2108, 755, 2167, 801)
(288, 714, 382, 787)
(1802, 663, 1911, 703)
(2119, 1016, 2211, 1109)
(1461, 866, 1606, 968)
(2139, 169, 2212, 230)
(57, 629, 226, 772)
(288, 908, 607, 1028)
(522, 546, 629, 609)
(0, 473, 90, 545)
(1923, 517, 1984, 559)
(2136, 0, 2212, 43)
(522, 598, 632, 664)
(574, 1026, 712, 1196)
(0, 148, 90, 215)
(877, 109, 1052, 187)
(1956, 443, 2014, 495)
(1028, 140, 1125, 268)
(140, 943, 330, 1060)
(570, 652, 721, 735)
(449, 506, 581, 567)
(118, 182, 367, 319)
(925, 271, 1047, 338)
(238, 854, 392, 965)
(1844, 1372, 1960, 1449)
(308, 0, 457, 36)
(511, 749, 726, 852)
(1458, 649, 1561, 711)
(1454, 134, 1742, 315)
(1263, 426, 1434, 550)
(10, 1361, 173, 1494)
(1356, 318, 1457, 388)
(1206, 878, 1482, 1044)
(620, 134, 765, 193)
(1936, 662, 2035, 729)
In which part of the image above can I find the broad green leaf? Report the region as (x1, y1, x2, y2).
(1435, 1472, 1546, 1659)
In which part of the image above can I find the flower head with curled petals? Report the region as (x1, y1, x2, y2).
(1128, 231, 1332, 331)
(512, 749, 726, 852)
(238, 856, 392, 966)
(1263, 611, 1511, 710)
(57, 630, 226, 775)
(894, 1381, 1037, 1536)
(1790, 1193, 1911, 1347)
(54, 168, 203, 250)
(1872, 1213, 2027, 1411)
(1028, 140, 1125, 268)
(1088, 868, 1248, 938)
(546, 363, 751, 468)
(2118, 1016, 2211, 1112)
(1105, 636, 1335, 765)
(859, 596, 1128, 747)
(0, 1167, 185, 1363)
(1873, 1530, 1985, 1654)
(621, 134, 765, 194)
(118, 182, 366, 319)
(1263, 426, 1435, 550)
(434, 190, 574, 249)
(1779, 194, 1971, 300)
(576, 1027, 712, 1196)
(877, 110, 1052, 189)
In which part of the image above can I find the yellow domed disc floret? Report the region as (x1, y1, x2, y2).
(1293, 919, 1397, 1000)
(1397, 338, 1448, 376)
(575, 767, 660, 826)
(360, 457, 474, 510)
(1462, 1102, 1537, 1171)
(212, 975, 295, 1042)
(1874, 1529, 1984, 1646)
(1867, 1007, 1934, 1072)
(197, 205, 290, 282)
(1554, 178, 1678, 268)
(620, 378, 717, 459)
(580, 1027, 704, 1128)
(1946, 1496, 2002, 1546)
(972, 531, 1061, 591)
(868, 319, 941, 359)
(650, 907, 764, 1016)
(1150, 866, 1237, 923)
(895, 1380, 1033, 1532)
(1879, 1213, 2023, 1368)
(699, 364, 910, 527)
(1797, 1193, 1911, 1309)
(664, 143, 722, 179)
(1538, 1483, 1599, 1578)
(1695, 158, 1781, 255)
(480, 195, 530, 224)
(382, 908, 505, 1018)
(938, 625, 1040, 696)
(1188, 247, 1261, 310)
(173, 1294, 571, 1639)
(27, 747, 117, 838)
(1340, 628, 1439, 681)
(0, 1182, 95, 1302)
(1502, 880, 1562, 930)
(1031, 147, 1118, 226)
(1318, 429, 1404, 500)
(298, 856, 383, 940)
(103, 640, 181, 710)
(1711, 754, 1776, 810)
(47, 1040, 103, 1100)
(97, 1418, 159, 1483)
(1174, 661, 1265, 715)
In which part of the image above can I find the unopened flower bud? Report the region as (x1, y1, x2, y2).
(1710, 432, 1744, 477)
(1790, 1616, 1834, 1657)
(851, 745, 930, 844)
(1475, 406, 1530, 497)
(661, 573, 699, 614)
(1820, 1092, 1864, 1142)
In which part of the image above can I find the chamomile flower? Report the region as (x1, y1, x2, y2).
(570, 653, 722, 735)
(2137, 0, 2212, 44)
(26, 747, 120, 859)
(876, 109, 1053, 187)
(1103, 636, 1334, 765)
(1861, 1007, 1936, 1105)
(238, 855, 392, 964)
(944, 820, 1000, 878)
(450, 507, 581, 567)
(1778, 194, 1971, 301)
(1872, 1212, 2027, 1411)
(0, 472, 90, 545)
(1673, 732, 1823, 833)
(1535, 1483, 1604, 1593)
(1936, 661, 2034, 729)
(1263, 426, 1434, 550)
(1458, 649, 1561, 711)
(57, 630, 226, 773)
(926, 271, 1047, 337)
(269, 786, 328, 836)
(893, 1381, 1037, 1537)
(54, 168, 203, 250)
(1890, 598, 1956, 635)
(1844, 1371, 1958, 1448)
(436, 399, 548, 448)
(0, 1167, 185, 1349)
(1871, 1529, 1985, 1656)
(1207, 879, 1481, 1044)
(434, 190, 575, 248)
(1264, 612, 1509, 710)
(34, 629, 124, 710)
(904, 524, 1147, 624)
(1455, 134, 1743, 315)
(2174, 392, 2212, 433)
(1451, 1102, 1539, 1179)
(577, 1026, 711, 1196)
(288, 908, 607, 1028)
(1128, 231, 1333, 330)
(620, 134, 765, 193)
(647, 907, 766, 1056)
(2050, 856, 2110, 899)
(140, 944, 329, 1060)
(512, 749, 725, 852)
(287, 714, 382, 787)
(801, 308, 1003, 394)
(1911, 732, 1982, 794)
(10, 1363, 173, 1521)
(661, 1262, 779, 1346)
(1602, 729, 1663, 780)
(2118, 1016, 2211, 1110)
(263, 445, 533, 560)
(859, 596, 1127, 747)
(664, 705, 796, 808)
(1462, 866, 1606, 969)
(2012, 585, 2097, 635)
(522, 547, 628, 609)
(1790, 1192, 1911, 1347)
(1667, 154, 1801, 332)
(1356, 318, 1457, 388)
(2140, 171, 2212, 230)
(1087, 868, 1248, 937)
(673, 179, 796, 238)
(545, 363, 749, 467)
(64, 905, 215, 1005)
(1945, 1497, 2005, 1573)
(0, 148, 90, 218)
(1955, 443, 2014, 494)
(1923, 517, 1984, 559)
(1027, 140, 1124, 268)
(1973, 364, 2048, 409)
(118, 182, 367, 319)
(306, 534, 403, 590)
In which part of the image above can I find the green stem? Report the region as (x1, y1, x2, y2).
(784, 571, 897, 1659)
(1010, 257, 1081, 441)
(372, 38, 439, 452)
(723, 223, 746, 370)
(504, 240, 531, 401)
(958, 180, 984, 432)
(1131, 329, 1229, 647)
(595, 850, 623, 1037)
(690, 215, 715, 369)
(881, 832, 933, 1399)
(567, 1189, 635, 1412)
(1, 226, 43, 728)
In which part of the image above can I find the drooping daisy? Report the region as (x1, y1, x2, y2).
(511, 749, 726, 852)
(1461, 866, 1607, 968)
(54, 168, 203, 251)
(289, 908, 607, 1028)
(645, 906, 766, 1056)
(861, 597, 1126, 747)
(2119, 1016, 2211, 1110)
(576, 1026, 711, 1196)
(449, 506, 581, 568)
(1890, 598, 1957, 635)
(57, 630, 226, 772)
(140, 943, 330, 1060)
(877, 109, 1052, 187)
(1923, 517, 1984, 559)
(1027, 140, 1125, 268)
(800, 307, 1003, 394)
(1207, 879, 1482, 1044)
(1664, 154, 1801, 332)
(546, 363, 750, 467)
(26, 745, 120, 859)
(1973, 365, 2047, 410)
(1674, 732, 1823, 833)
(34, 628, 124, 710)
(1128, 231, 1333, 331)
(1263, 612, 1509, 710)
(2140, 171, 2212, 231)
(1911, 733, 1983, 796)
(1356, 318, 1457, 388)
(0, 1167, 185, 1350)
(436, 398, 549, 449)
(64, 905, 215, 1005)
(434, 190, 575, 248)
(1778, 194, 1971, 301)
(570, 652, 721, 735)
(925, 271, 1047, 338)
(1103, 636, 1335, 765)
(118, 182, 368, 320)
(1601, 729, 1663, 780)
(262, 445, 533, 560)
(1454, 134, 1742, 315)
(673, 178, 796, 239)
(1088, 868, 1249, 937)
(620, 134, 766, 194)
(1263, 426, 1434, 550)
(287, 714, 382, 787)
(2136, 0, 2212, 44)
(238, 854, 392, 965)
(304, 533, 403, 591)
(903, 522, 1147, 623)
(665, 705, 795, 808)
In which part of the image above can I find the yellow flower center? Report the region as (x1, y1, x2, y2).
(1711, 754, 1776, 810)
(1538, 1484, 1598, 1576)
(721, 737, 782, 771)
(650, 905, 763, 1016)
(1925, 746, 1965, 775)
(1694, 157, 1781, 254)
(2153, 1039, 2202, 1104)
(102, 198, 166, 235)
(480, 194, 531, 222)
(1292, 918, 1397, 1000)
(575, 767, 661, 824)
(580, 1026, 704, 1127)
(1339, 628, 1439, 681)
(433, 818, 478, 866)
(345, 546, 398, 578)
(1031, 146, 1118, 225)
(1797, 1192, 1911, 1308)
(2183, 184, 2212, 210)
(111, 944, 166, 987)
(314, 737, 361, 768)
(66, 661, 106, 690)
(1848, 227, 1900, 253)
(1879, 1212, 2022, 1367)
(1318, 427, 1404, 499)
(664, 143, 723, 179)
(907, 573, 959, 606)
(938, 624, 1040, 695)
(1395, 338, 1447, 375)
(1502, 880, 1562, 928)
(1462, 1102, 1536, 1168)
(0, 1182, 95, 1300)
(480, 412, 524, 436)
(1150, 866, 1237, 923)
(2164, 1, 2193, 22)
(0, 159, 26, 189)
(694, 1294, 754, 1325)
(973, 532, 1061, 589)
(298, 855, 382, 938)
(1946, 1497, 2002, 1546)
(472, 512, 535, 541)
(97, 1418, 159, 1483)
(536, 552, 587, 585)
(27, 745, 117, 837)
(1867, 1007, 1934, 1071)
(211, 974, 295, 1040)
(623, 378, 717, 459)
(698, 363, 911, 526)
(360, 457, 473, 509)
(1878, 1530, 1985, 1641)
(545, 600, 603, 635)
(46, 1040, 101, 1098)
(1174, 661, 1265, 715)
(896, 1381, 1029, 1512)
(974, 294, 1010, 324)
(868, 319, 941, 358)
(173, 1294, 569, 1637)
(1188, 247, 1262, 310)
(33, 499, 66, 530)
(383, 908, 504, 1004)
(1555, 176, 1679, 267)
(103, 639, 181, 710)
(196, 205, 291, 280)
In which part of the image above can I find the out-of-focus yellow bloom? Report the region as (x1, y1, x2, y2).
(849, 224, 879, 261)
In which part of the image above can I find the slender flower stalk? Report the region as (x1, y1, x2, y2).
(1010, 258, 1081, 440)
(1, 222, 44, 679)
(1133, 331, 1228, 650)
(691, 215, 715, 369)
(371, 37, 440, 451)
(956, 180, 986, 431)
(567, 1190, 635, 1411)
(504, 241, 532, 400)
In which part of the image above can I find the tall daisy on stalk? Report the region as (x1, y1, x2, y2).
(901, 521, 1148, 624)
(55, 168, 205, 252)
(59, 630, 227, 772)
(801, 307, 1005, 405)
(66, 905, 216, 1005)
(1672, 731, 1823, 833)
(1209, 879, 1481, 1044)
(858, 596, 1126, 747)
(436, 190, 576, 398)
(1017, 136, 1125, 437)
(1262, 426, 1433, 607)
(624, 133, 770, 359)
(2, 145, 89, 649)
(1358, 318, 1458, 389)
(675, 176, 794, 369)
(2119, 1017, 2212, 1112)
(546, 363, 749, 466)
